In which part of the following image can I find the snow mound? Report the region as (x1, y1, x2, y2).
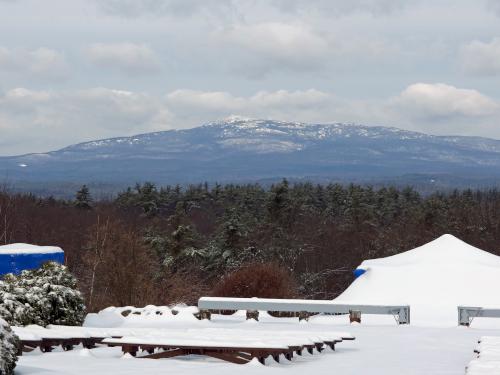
(334, 234, 500, 327)
(84, 305, 200, 328)
(0, 243, 63, 255)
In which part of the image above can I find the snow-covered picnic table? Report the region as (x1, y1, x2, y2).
(466, 336, 500, 374)
(11, 324, 354, 364)
(102, 329, 353, 364)
(12, 325, 107, 353)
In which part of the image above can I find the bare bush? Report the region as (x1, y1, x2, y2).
(211, 262, 299, 299)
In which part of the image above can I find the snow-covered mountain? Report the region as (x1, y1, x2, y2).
(3, 118, 500, 191)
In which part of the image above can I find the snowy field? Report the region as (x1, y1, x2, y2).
(14, 313, 500, 375)
(15, 235, 500, 374)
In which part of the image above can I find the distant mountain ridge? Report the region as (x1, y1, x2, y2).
(3, 117, 500, 195)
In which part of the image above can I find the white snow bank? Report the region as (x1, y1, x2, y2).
(335, 234, 500, 327)
(0, 243, 63, 254)
(84, 305, 200, 328)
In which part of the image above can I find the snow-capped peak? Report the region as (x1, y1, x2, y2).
(221, 115, 255, 123)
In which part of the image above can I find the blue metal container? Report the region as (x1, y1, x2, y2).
(0, 244, 65, 275)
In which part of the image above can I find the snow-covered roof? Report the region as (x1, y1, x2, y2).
(335, 234, 500, 326)
(359, 234, 500, 268)
(0, 243, 64, 255)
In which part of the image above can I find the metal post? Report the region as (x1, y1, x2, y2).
(349, 310, 361, 323)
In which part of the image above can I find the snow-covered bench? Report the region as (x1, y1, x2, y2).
(12, 326, 108, 354)
(466, 336, 500, 374)
(458, 306, 500, 326)
(198, 297, 411, 324)
(102, 330, 354, 364)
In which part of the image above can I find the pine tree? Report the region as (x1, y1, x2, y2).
(75, 185, 92, 209)
(0, 319, 18, 375)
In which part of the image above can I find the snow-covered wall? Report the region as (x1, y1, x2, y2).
(0, 243, 64, 275)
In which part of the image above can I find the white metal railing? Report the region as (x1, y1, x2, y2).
(198, 297, 410, 324)
(458, 306, 500, 326)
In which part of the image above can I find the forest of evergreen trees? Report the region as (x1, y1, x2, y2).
(2, 180, 500, 312)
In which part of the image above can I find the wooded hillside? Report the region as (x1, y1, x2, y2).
(2, 181, 500, 311)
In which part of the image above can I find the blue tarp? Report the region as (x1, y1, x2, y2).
(0, 252, 65, 275)
(353, 268, 367, 279)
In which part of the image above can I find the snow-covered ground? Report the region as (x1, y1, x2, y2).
(14, 313, 500, 375)
(14, 234, 500, 374)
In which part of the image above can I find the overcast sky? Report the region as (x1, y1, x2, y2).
(1, 0, 500, 155)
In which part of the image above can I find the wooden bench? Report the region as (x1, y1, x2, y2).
(17, 336, 108, 355)
(102, 333, 352, 365)
(12, 326, 110, 355)
(104, 338, 295, 364)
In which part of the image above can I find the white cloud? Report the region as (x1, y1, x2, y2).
(213, 22, 330, 77)
(461, 38, 500, 76)
(166, 89, 334, 122)
(392, 83, 498, 119)
(270, 0, 414, 16)
(0, 47, 68, 80)
(96, 0, 413, 18)
(96, 0, 236, 18)
(0, 87, 170, 154)
(487, 0, 500, 17)
(166, 85, 500, 137)
(85, 43, 160, 74)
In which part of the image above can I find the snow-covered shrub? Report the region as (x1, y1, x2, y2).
(0, 277, 37, 326)
(0, 318, 19, 375)
(0, 262, 86, 326)
(16, 262, 86, 326)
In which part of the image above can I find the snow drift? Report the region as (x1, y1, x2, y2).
(334, 234, 500, 326)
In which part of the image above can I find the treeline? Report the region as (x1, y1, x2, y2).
(2, 181, 500, 312)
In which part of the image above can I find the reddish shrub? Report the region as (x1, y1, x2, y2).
(211, 262, 298, 299)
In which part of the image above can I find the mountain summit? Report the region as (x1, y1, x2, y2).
(2, 118, 500, 192)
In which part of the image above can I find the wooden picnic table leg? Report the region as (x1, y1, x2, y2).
(325, 341, 336, 351)
(142, 348, 188, 359)
(40, 339, 55, 353)
(200, 309, 212, 320)
(204, 351, 251, 365)
(82, 339, 95, 349)
(123, 344, 138, 357)
(40, 345, 53, 353)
